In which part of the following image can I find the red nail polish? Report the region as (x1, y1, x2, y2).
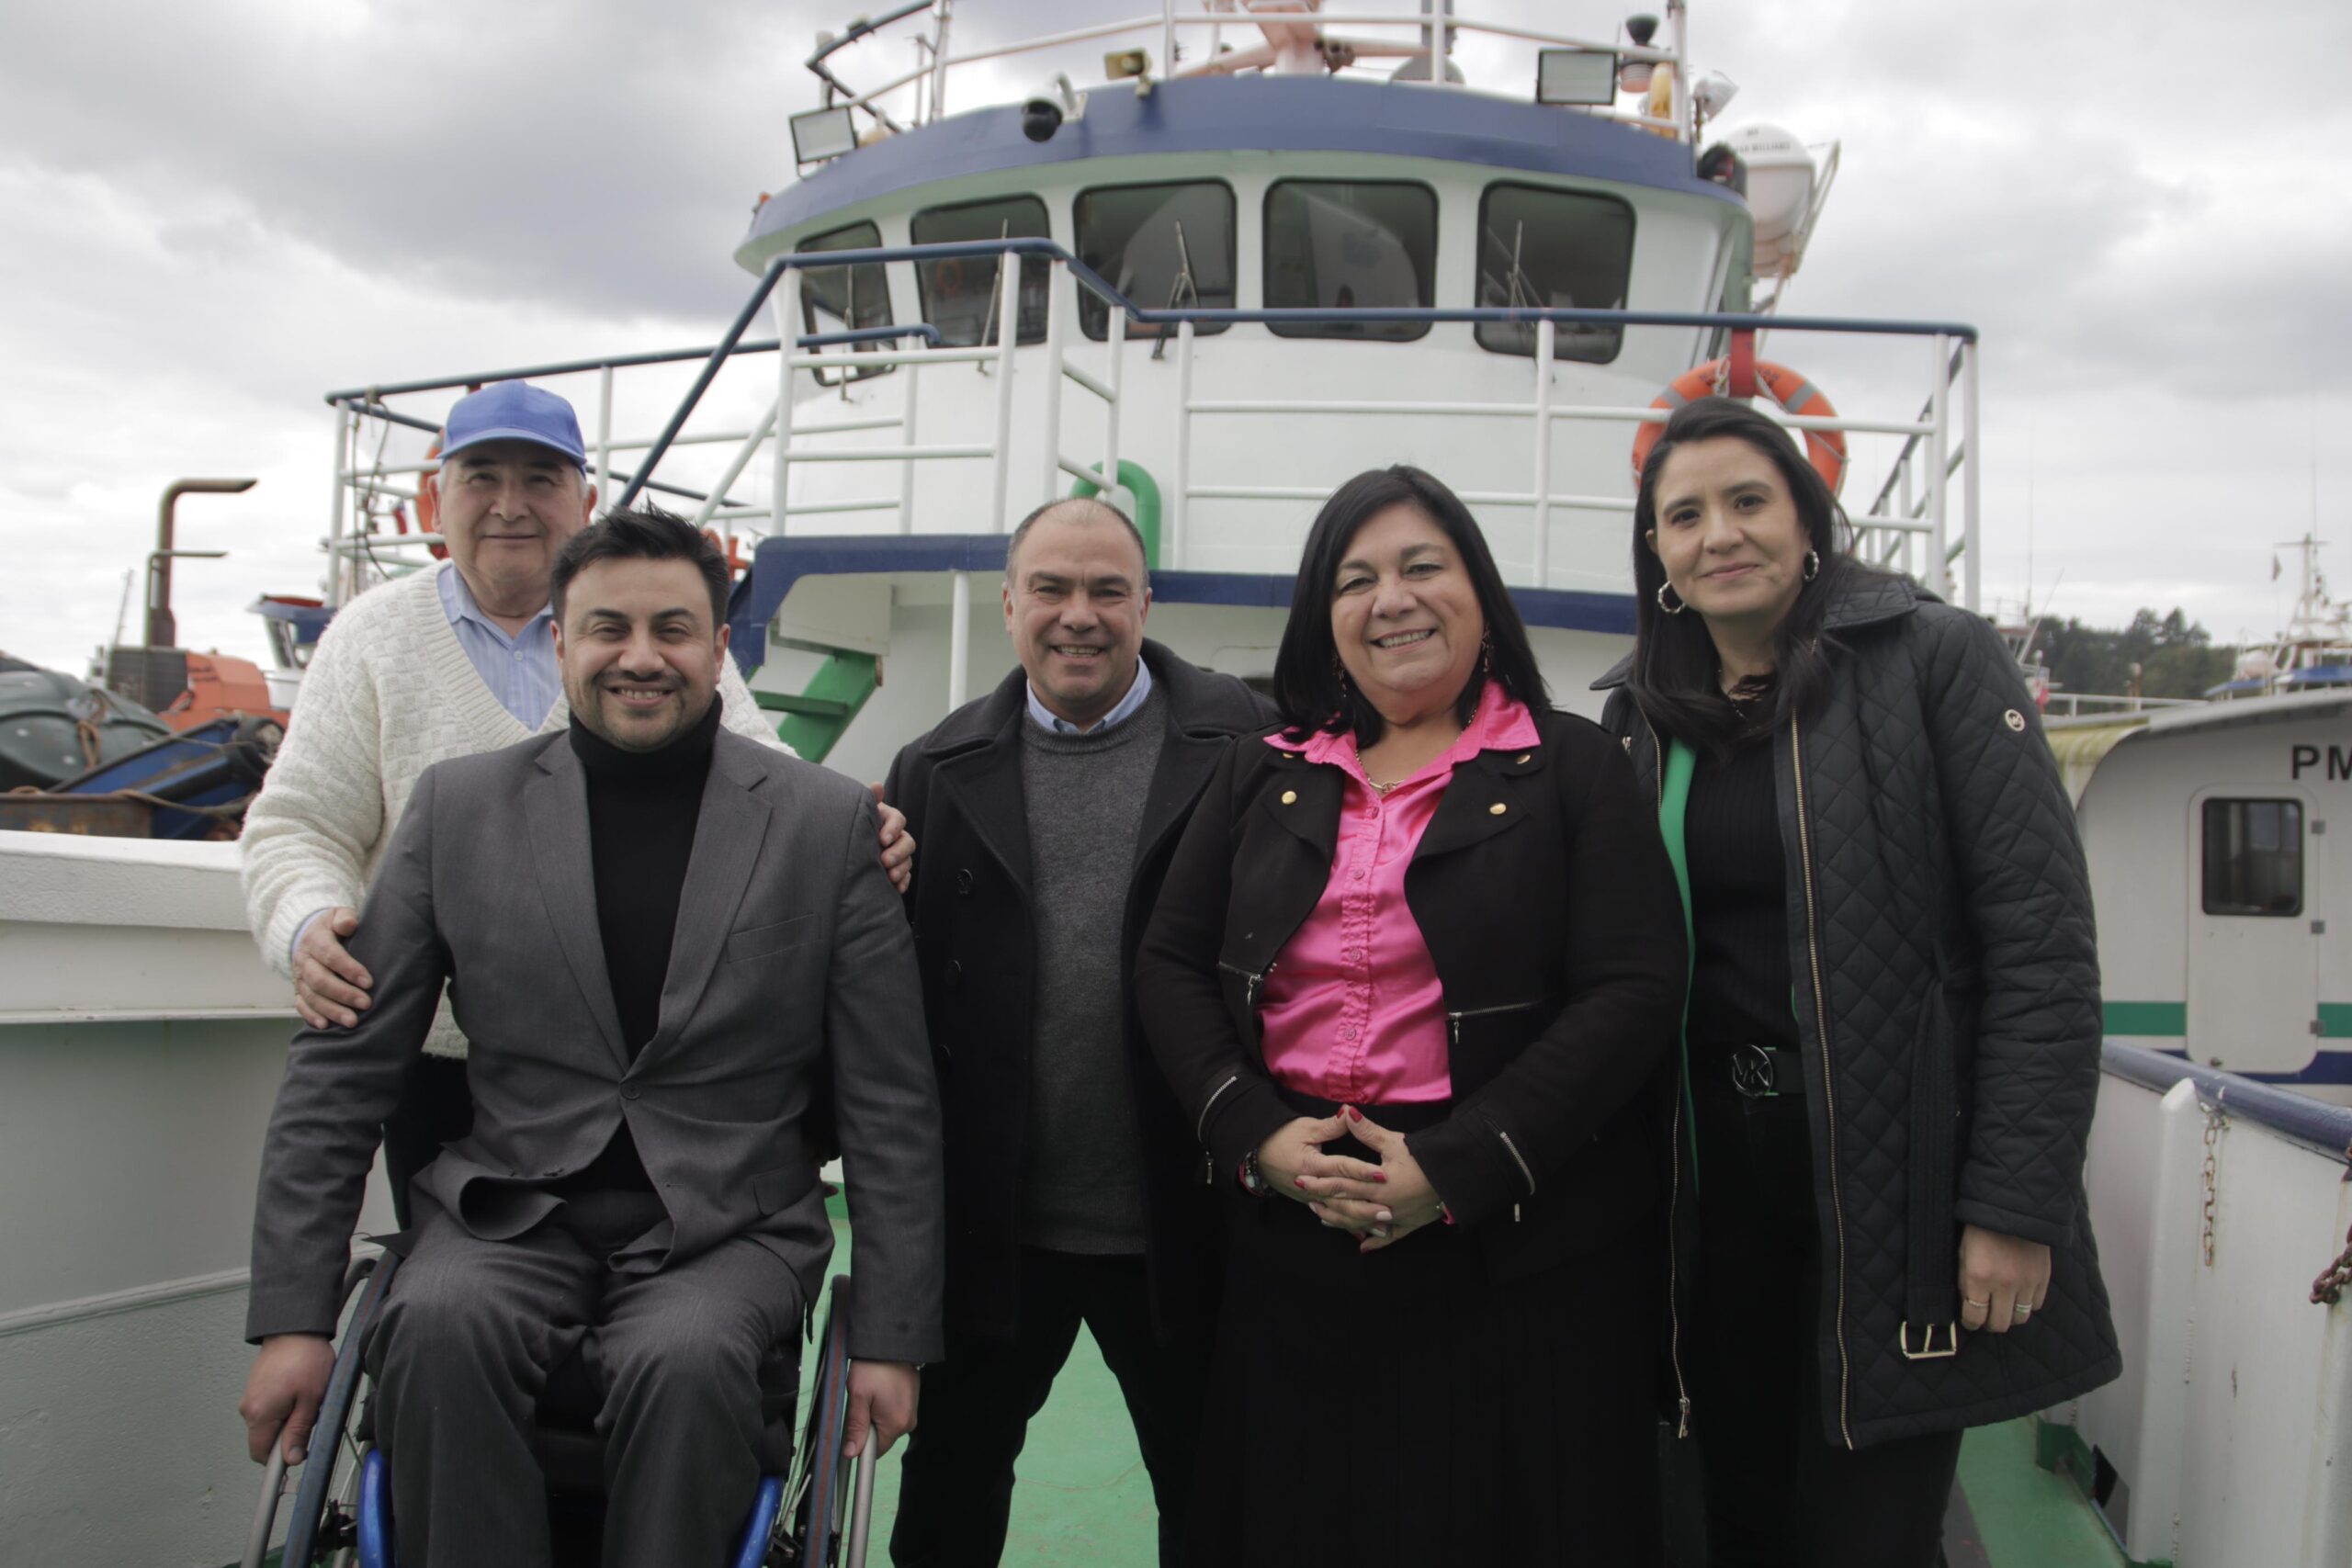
(1346, 1105, 1364, 1122)
(1294, 1177, 1306, 1189)
(1372, 1170, 1387, 1182)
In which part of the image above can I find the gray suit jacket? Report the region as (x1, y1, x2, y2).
(246, 728, 944, 1364)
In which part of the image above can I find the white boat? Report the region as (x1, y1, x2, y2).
(3, 5, 2345, 1565)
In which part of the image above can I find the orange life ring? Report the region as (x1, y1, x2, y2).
(1629, 352, 1849, 496)
(933, 256, 965, 297)
(703, 528, 749, 576)
(413, 437, 451, 559)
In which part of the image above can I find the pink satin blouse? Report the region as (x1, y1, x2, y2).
(1256, 682, 1543, 1104)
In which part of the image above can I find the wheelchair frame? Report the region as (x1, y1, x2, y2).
(242, 1257, 876, 1568)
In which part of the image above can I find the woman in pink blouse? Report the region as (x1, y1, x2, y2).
(1136, 467, 1687, 1562)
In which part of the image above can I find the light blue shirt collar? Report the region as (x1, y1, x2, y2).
(438, 562, 552, 640)
(1025, 656, 1154, 735)
(435, 563, 561, 729)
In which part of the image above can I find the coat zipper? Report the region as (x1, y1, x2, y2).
(1470, 1111, 1534, 1223)
(1194, 1073, 1239, 1143)
(1217, 958, 1274, 1011)
(1790, 712, 1856, 1450)
(1445, 999, 1542, 1043)
(1644, 709, 1694, 1438)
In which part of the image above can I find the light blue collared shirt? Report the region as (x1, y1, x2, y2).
(437, 563, 561, 729)
(1025, 657, 1154, 736)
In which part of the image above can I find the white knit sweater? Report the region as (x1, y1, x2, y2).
(240, 562, 788, 1057)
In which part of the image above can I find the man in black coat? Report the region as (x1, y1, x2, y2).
(881, 498, 1275, 1567)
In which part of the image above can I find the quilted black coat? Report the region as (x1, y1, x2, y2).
(1597, 573, 2121, 1450)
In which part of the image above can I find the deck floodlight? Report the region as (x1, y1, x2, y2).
(1536, 48, 1619, 107)
(1691, 70, 1740, 119)
(790, 105, 859, 164)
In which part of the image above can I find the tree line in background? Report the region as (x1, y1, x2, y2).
(2030, 607, 2238, 701)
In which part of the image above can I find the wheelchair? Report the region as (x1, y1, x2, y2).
(241, 1258, 877, 1568)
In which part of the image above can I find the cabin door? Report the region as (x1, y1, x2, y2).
(2186, 787, 2322, 1078)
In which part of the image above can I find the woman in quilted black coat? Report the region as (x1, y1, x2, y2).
(1596, 397, 2120, 1567)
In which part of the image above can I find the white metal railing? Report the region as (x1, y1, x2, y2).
(2078, 1046, 2352, 1568)
(322, 242, 1983, 617)
(2042, 692, 2205, 717)
(805, 0, 1693, 154)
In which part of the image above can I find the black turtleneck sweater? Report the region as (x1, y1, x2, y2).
(556, 697, 721, 1194)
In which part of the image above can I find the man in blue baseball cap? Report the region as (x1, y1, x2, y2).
(242, 381, 915, 1190)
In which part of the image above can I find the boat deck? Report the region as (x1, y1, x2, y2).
(817, 1214, 2126, 1568)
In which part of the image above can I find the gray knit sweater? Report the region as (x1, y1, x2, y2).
(1015, 683, 1167, 1253)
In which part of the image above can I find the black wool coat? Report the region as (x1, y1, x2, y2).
(1597, 573, 2123, 1450)
(882, 641, 1277, 1346)
(1133, 705, 1687, 1280)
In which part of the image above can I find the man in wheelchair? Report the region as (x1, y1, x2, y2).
(239, 509, 944, 1568)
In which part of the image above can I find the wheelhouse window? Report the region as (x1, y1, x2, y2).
(1073, 181, 1236, 341)
(1262, 180, 1437, 342)
(2201, 797, 2304, 916)
(1475, 183, 1635, 364)
(797, 221, 893, 386)
(910, 197, 1050, 347)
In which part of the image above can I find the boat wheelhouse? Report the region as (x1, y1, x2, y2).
(314, 0, 1981, 782)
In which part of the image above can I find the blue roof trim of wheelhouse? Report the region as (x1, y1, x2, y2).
(727, 535, 1635, 670)
(741, 75, 1738, 260)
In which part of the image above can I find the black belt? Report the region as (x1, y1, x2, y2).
(1722, 1043, 1803, 1100)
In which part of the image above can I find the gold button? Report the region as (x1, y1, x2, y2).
(1281, 790, 1298, 805)
(1516, 753, 1532, 764)
(2004, 709, 2027, 732)
(1488, 802, 1507, 816)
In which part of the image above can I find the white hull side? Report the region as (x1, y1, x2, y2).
(0, 837, 393, 1565)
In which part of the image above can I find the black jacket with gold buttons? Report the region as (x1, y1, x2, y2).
(1134, 704, 1686, 1278)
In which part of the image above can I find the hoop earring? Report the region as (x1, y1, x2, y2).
(1657, 581, 1687, 615)
(1804, 549, 1821, 583)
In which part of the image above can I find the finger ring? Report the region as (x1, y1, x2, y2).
(2012, 1304, 2032, 1319)
(1964, 1298, 1989, 1311)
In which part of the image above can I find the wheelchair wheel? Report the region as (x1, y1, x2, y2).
(770, 1273, 876, 1567)
(241, 1249, 401, 1568)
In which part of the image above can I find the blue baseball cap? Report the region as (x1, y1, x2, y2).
(437, 381, 588, 469)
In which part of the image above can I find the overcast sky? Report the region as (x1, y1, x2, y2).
(4, 0, 2347, 681)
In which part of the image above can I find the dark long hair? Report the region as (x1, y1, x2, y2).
(1272, 466, 1549, 743)
(1626, 397, 1897, 754)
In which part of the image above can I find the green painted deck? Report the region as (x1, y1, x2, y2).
(825, 1214, 1165, 1561)
(828, 1215, 2129, 1565)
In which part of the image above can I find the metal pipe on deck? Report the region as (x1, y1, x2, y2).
(948, 570, 972, 709)
(324, 406, 350, 607)
(1103, 308, 1125, 510)
(774, 292, 797, 537)
(1039, 259, 1069, 516)
(1962, 341, 1982, 613)
(989, 254, 1021, 534)
(899, 357, 922, 535)
(148, 478, 257, 647)
(595, 365, 615, 513)
(1927, 333, 1950, 597)
(1171, 321, 1194, 568)
(1532, 319, 1555, 588)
